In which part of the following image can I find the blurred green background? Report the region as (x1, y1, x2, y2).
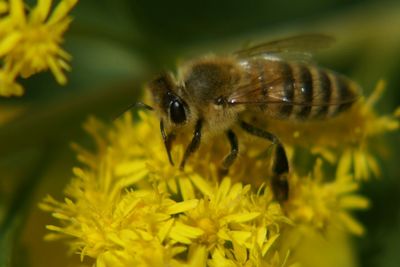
(0, 0, 399, 266)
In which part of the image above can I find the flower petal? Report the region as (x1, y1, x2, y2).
(10, 0, 26, 26)
(30, 0, 52, 23)
(0, 32, 21, 57)
(47, 0, 78, 25)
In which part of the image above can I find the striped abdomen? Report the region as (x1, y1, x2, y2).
(241, 59, 361, 120)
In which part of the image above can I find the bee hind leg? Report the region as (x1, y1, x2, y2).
(218, 129, 239, 178)
(239, 121, 289, 202)
(271, 144, 289, 202)
(180, 119, 203, 170)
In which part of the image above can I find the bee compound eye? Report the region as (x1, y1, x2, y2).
(170, 100, 186, 124)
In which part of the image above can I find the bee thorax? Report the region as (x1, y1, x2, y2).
(200, 104, 238, 135)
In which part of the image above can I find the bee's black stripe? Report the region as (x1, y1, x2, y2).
(335, 76, 354, 114)
(313, 69, 331, 118)
(279, 62, 294, 117)
(329, 75, 347, 116)
(296, 65, 313, 119)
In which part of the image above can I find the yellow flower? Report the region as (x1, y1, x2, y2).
(0, 69, 23, 95)
(40, 81, 398, 266)
(96, 239, 180, 267)
(286, 160, 369, 236)
(39, 153, 199, 264)
(208, 242, 295, 267)
(40, 112, 293, 266)
(172, 179, 269, 247)
(72, 113, 210, 200)
(0, 0, 77, 96)
(0, 0, 9, 14)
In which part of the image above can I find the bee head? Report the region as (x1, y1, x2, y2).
(148, 73, 190, 126)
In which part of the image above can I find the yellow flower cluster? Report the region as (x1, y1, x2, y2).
(0, 0, 77, 97)
(40, 82, 399, 267)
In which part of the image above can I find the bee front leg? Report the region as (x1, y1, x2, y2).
(180, 119, 203, 170)
(218, 129, 239, 178)
(239, 121, 289, 202)
(160, 119, 176, 165)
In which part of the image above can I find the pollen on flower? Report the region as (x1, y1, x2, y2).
(40, 81, 398, 266)
(0, 0, 77, 97)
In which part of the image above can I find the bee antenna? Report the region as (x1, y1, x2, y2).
(134, 102, 154, 111)
(113, 102, 154, 121)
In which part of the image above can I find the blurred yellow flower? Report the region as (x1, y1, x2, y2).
(287, 160, 369, 236)
(0, 0, 77, 96)
(40, 81, 398, 266)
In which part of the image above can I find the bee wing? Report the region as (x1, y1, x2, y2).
(234, 34, 335, 60)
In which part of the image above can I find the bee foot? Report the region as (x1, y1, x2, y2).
(218, 167, 229, 178)
(271, 174, 289, 202)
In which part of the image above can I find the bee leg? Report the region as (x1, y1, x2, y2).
(180, 119, 203, 170)
(218, 129, 239, 178)
(160, 119, 176, 165)
(239, 121, 289, 202)
(271, 144, 290, 202)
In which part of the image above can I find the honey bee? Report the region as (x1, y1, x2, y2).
(144, 34, 361, 201)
